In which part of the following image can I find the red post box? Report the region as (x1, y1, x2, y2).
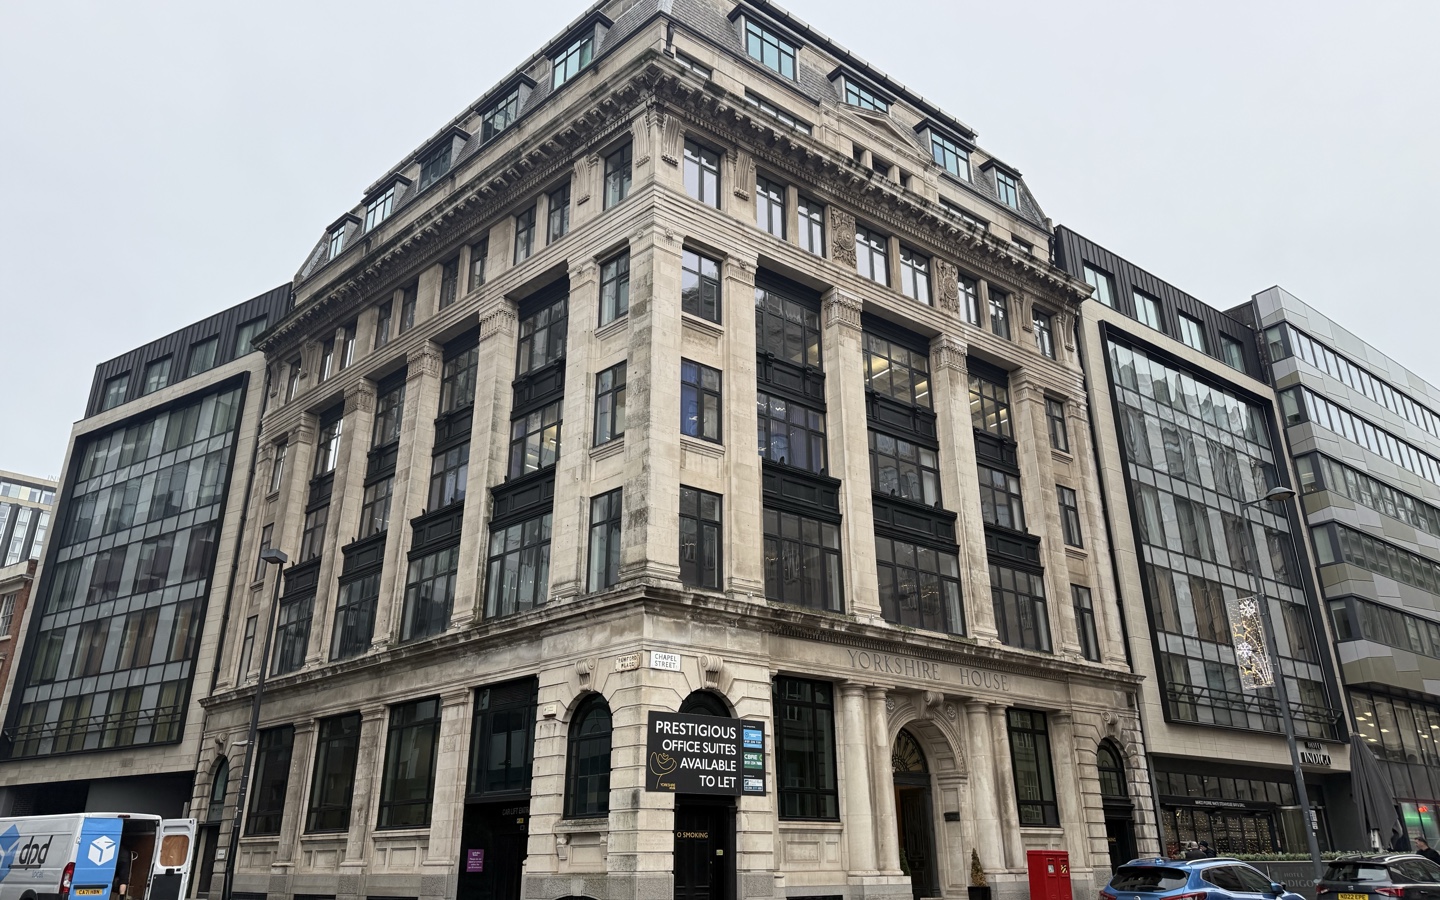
(1027, 849, 1072, 900)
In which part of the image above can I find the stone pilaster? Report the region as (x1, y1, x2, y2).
(839, 683, 878, 874)
(309, 382, 376, 665)
(273, 720, 317, 866)
(988, 703, 1024, 869)
(339, 704, 388, 881)
(721, 255, 765, 599)
(420, 688, 474, 890)
(1049, 712, 1086, 864)
(867, 686, 901, 874)
(964, 701, 1004, 872)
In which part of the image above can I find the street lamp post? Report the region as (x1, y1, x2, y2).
(1240, 485, 1324, 884)
(220, 546, 288, 900)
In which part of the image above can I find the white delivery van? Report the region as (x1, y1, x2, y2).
(0, 814, 195, 900)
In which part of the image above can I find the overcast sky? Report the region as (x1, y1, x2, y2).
(3, 0, 1437, 478)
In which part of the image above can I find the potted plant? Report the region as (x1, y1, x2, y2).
(968, 848, 991, 900)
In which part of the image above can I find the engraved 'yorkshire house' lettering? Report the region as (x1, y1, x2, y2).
(844, 649, 1011, 693)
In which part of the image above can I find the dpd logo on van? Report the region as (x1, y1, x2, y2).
(88, 836, 116, 866)
(12, 835, 53, 868)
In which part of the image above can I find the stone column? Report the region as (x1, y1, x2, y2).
(823, 288, 881, 618)
(964, 702, 1003, 871)
(839, 683, 878, 874)
(721, 255, 765, 599)
(866, 686, 901, 874)
(1049, 712, 1086, 862)
(273, 720, 316, 866)
(988, 704, 1024, 869)
(339, 704, 388, 881)
(309, 381, 376, 665)
(421, 689, 473, 885)
(374, 343, 443, 646)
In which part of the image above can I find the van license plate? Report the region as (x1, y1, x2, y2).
(74, 889, 105, 897)
(1338, 893, 1367, 900)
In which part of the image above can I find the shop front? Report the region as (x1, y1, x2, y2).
(1153, 760, 1334, 855)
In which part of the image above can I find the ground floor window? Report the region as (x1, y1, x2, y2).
(378, 697, 442, 829)
(773, 676, 839, 820)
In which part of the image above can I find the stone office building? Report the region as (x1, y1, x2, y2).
(0, 287, 290, 824)
(199, 3, 1157, 900)
(1056, 228, 1359, 856)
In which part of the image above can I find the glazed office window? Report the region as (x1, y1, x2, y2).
(593, 362, 626, 446)
(1033, 310, 1055, 359)
(372, 381, 406, 447)
(1058, 486, 1083, 547)
(681, 249, 721, 323)
(899, 246, 931, 305)
(331, 572, 379, 660)
(1073, 586, 1100, 662)
(1133, 289, 1163, 332)
(468, 679, 537, 796)
(438, 257, 460, 310)
(763, 508, 843, 612)
(994, 170, 1020, 209)
(378, 698, 442, 828)
(1096, 741, 1126, 798)
(269, 444, 287, 493)
(843, 78, 888, 112)
(743, 91, 811, 133)
(565, 694, 613, 818)
(246, 725, 294, 835)
(1221, 334, 1246, 371)
(681, 360, 722, 443)
(418, 144, 452, 191)
(756, 174, 786, 238)
(587, 489, 622, 593)
(931, 132, 971, 181)
(398, 284, 417, 334)
(428, 442, 469, 509)
(757, 390, 826, 474)
(1007, 709, 1059, 826)
(1178, 313, 1207, 353)
(863, 333, 931, 408)
(328, 225, 346, 261)
(314, 416, 343, 477)
(0, 591, 16, 636)
(1300, 453, 1440, 541)
(440, 345, 479, 415)
(400, 546, 459, 643)
(299, 505, 328, 562)
(603, 144, 632, 209)
(679, 486, 722, 590)
(684, 140, 721, 207)
(969, 372, 1012, 439)
(991, 564, 1051, 652)
(598, 252, 630, 326)
(365, 187, 395, 232)
(318, 339, 335, 383)
(870, 431, 941, 505)
(469, 240, 488, 291)
(1046, 399, 1069, 452)
(206, 759, 231, 823)
(797, 196, 825, 256)
(755, 287, 822, 367)
(187, 336, 219, 377)
(272, 593, 313, 675)
(547, 181, 571, 242)
(1083, 265, 1115, 308)
(516, 295, 568, 376)
(773, 677, 838, 819)
(485, 512, 552, 619)
(959, 272, 980, 325)
(481, 88, 521, 142)
(855, 224, 889, 285)
(306, 713, 361, 832)
(988, 291, 1010, 339)
(979, 465, 1025, 531)
(374, 301, 394, 349)
(508, 400, 563, 478)
(551, 34, 593, 88)
(285, 359, 302, 401)
(875, 536, 963, 634)
(142, 357, 171, 395)
(514, 205, 537, 264)
(339, 321, 356, 370)
(745, 19, 796, 79)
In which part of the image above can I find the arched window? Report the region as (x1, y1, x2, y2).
(679, 690, 730, 718)
(1097, 740, 1127, 800)
(892, 729, 928, 773)
(566, 694, 613, 818)
(206, 757, 230, 823)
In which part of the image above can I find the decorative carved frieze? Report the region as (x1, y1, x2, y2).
(830, 207, 857, 268)
(406, 344, 443, 381)
(824, 289, 862, 331)
(344, 381, 376, 415)
(480, 306, 518, 342)
(931, 334, 968, 372)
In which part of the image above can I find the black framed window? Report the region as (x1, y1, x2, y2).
(1046, 399, 1069, 452)
(599, 252, 630, 326)
(603, 144, 632, 209)
(439, 257, 460, 310)
(1058, 486, 1083, 547)
(437, 348, 477, 417)
(1073, 585, 1100, 662)
(1097, 740, 1126, 799)
(1178, 313, 1207, 352)
(206, 758, 230, 823)
(547, 182, 571, 242)
(419, 144, 451, 190)
(187, 336, 219, 377)
(1007, 709, 1059, 826)
(255, 524, 274, 581)
(1083, 265, 1114, 308)
(1221, 334, 1245, 371)
(684, 139, 721, 207)
(398, 284, 417, 334)
(680, 486, 722, 590)
(314, 415, 343, 477)
(300, 506, 327, 562)
(481, 89, 520, 142)
(593, 362, 626, 446)
(306, 713, 361, 832)
(899, 247, 930, 304)
(979, 465, 1025, 531)
(681, 250, 721, 323)
(551, 35, 593, 88)
(587, 489, 622, 592)
(1133, 289, 1163, 331)
(485, 512, 552, 619)
(843, 78, 888, 112)
(365, 186, 394, 231)
(469, 240, 488, 291)
(797, 196, 824, 256)
(143, 358, 171, 395)
(988, 290, 1010, 339)
(400, 546, 458, 642)
(272, 594, 313, 675)
(508, 399, 562, 478)
(757, 175, 785, 237)
(991, 564, 1050, 652)
(994, 170, 1020, 209)
(969, 371, 1012, 439)
(331, 572, 380, 660)
(1034, 310, 1055, 359)
(931, 132, 970, 181)
(378, 697, 441, 829)
(870, 431, 940, 505)
(763, 509, 842, 612)
(514, 205, 537, 263)
(428, 442, 469, 509)
(469, 679, 537, 797)
(875, 536, 963, 634)
(745, 19, 796, 78)
(565, 694, 613, 818)
(374, 301, 393, 350)
(359, 477, 393, 539)
(755, 286, 821, 366)
(681, 360, 722, 443)
(863, 333, 931, 408)
(318, 339, 336, 383)
(285, 359, 302, 401)
(516, 295, 568, 375)
(855, 225, 888, 285)
(757, 390, 826, 473)
(246, 725, 294, 835)
(773, 677, 838, 819)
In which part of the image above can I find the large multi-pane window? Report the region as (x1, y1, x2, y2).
(328, 226, 346, 261)
(565, 695, 613, 817)
(400, 546, 459, 643)
(681, 250, 721, 323)
(991, 564, 1050, 652)
(870, 432, 940, 505)
(797, 196, 824, 256)
(681, 361, 722, 443)
(468, 679, 537, 798)
(1280, 385, 1440, 487)
(684, 140, 721, 207)
(679, 487, 722, 590)
(307, 713, 361, 832)
(603, 144, 632, 209)
(587, 489, 622, 592)
(481, 89, 521, 142)
(1297, 452, 1440, 540)
(508, 400, 562, 478)
(272, 592, 313, 675)
(773, 677, 838, 819)
(757, 391, 826, 473)
(551, 35, 593, 88)
(855, 225, 888, 285)
(485, 513, 552, 619)
(246, 725, 294, 835)
(599, 252, 630, 325)
(516, 295, 568, 376)
(593, 362, 626, 446)
(378, 698, 441, 828)
(979, 466, 1025, 531)
(931, 132, 971, 181)
(763, 509, 842, 612)
(756, 175, 786, 237)
(331, 573, 379, 660)
(365, 186, 395, 232)
(755, 286, 821, 366)
(428, 443, 469, 509)
(863, 333, 931, 408)
(899, 247, 930, 305)
(1073, 586, 1100, 661)
(842, 78, 888, 111)
(969, 371, 1013, 439)
(745, 19, 796, 79)
(1007, 710, 1059, 826)
(875, 537, 962, 634)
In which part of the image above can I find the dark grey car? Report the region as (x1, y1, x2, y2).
(1318, 854, 1440, 900)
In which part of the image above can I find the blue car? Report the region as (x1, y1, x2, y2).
(1101, 857, 1306, 900)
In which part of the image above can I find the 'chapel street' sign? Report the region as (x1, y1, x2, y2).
(645, 711, 767, 796)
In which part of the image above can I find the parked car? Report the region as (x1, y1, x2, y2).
(1318, 854, 1440, 900)
(1101, 857, 1306, 900)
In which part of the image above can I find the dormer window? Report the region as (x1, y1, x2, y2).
(842, 78, 889, 113)
(995, 170, 1020, 209)
(931, 133, 971, 182)
(365, 187, 394, 231)
(482, 88, 521, 142)
(744, 19, 796, 79)
(419, 145, 452, 191)
(552, 35, 594, 88)
(328, 225, 346, 260)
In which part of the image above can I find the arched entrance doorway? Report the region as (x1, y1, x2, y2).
(673, 691, 736, 900)
(893, 729, 939, 899)
(1098, 740, 1136, 869)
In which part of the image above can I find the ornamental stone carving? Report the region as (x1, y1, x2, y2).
(731, 150, 754, 201)
(480, 306, 518, 342)
(933, 259, 960, 314)
(661, 113, 684, 166)
(700, 654, 724, 690)
(931, 333, 968, 372)
(344, 381, 376, 415)
(406, 344, 443, 381)
(824, 289, 862, 331)
(576, 656, 598, 689)
(829, 207, 857, 267)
